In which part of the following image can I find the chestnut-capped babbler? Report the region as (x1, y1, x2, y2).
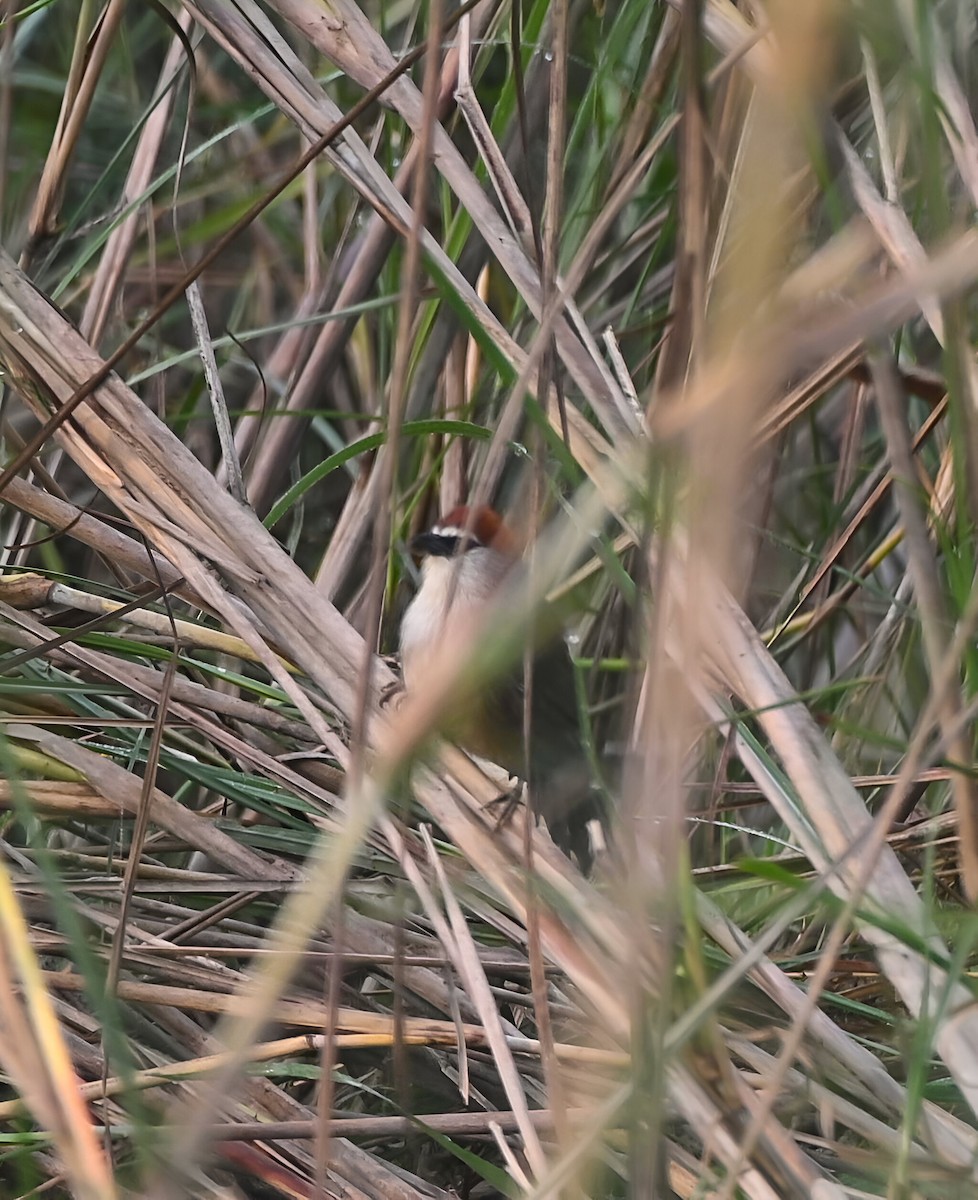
(400, 504, 595, 862)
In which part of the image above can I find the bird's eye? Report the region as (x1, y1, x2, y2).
(411, 530, 470, 557)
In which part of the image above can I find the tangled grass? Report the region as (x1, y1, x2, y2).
(1, 1, 978, 1197)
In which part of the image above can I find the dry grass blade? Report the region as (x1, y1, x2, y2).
(24, 0, 128, 256)
(8, 722, 297, 881)
(870, 351, 978, 899)
(80, 10, 195, 346)
(0, 855, 116, 1200)
(693, 584, 978, 1114)
(421, 825, 547, 1176)
(268, 0, 635, 441)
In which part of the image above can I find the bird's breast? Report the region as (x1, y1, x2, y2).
(400, 553, 507, 689)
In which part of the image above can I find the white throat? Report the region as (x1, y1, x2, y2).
(400, 548, 509, 687)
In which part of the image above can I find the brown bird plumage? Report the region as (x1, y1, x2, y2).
(400, 504, 595, 862)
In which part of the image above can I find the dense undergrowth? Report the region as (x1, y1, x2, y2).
(1, 1, 978, 1197)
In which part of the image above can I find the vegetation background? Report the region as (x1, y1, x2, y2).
(0, 0, 977, 1196)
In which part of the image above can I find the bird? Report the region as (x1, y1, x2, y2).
(399, 503, 597, 863)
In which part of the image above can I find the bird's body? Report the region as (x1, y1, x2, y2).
(400, 504, 595, 861)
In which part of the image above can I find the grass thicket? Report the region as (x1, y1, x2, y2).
(1, 1, 978, 1197)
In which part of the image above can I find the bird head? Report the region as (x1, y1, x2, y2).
(410, 504, 519, 560)
(400, 504, 518, 674)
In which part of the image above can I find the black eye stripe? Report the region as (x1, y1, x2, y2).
(432, 534, 463, 557)
(410, 531, 483, 557)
